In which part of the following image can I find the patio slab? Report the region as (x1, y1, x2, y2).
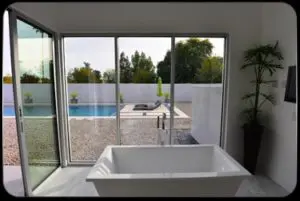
(120, 104, 189, 118)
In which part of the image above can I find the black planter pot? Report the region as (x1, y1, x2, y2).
(70, 98, 78, 104)
(243, 123, 264, 174)
(25, 98, 33, 104)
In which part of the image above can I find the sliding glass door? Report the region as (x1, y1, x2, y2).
(63, 37, 116, 162)
(9, 11, 60, 193)
(61, 35, 227, 163)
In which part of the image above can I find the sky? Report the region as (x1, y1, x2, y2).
(3, 11, 224, 76)
(63, 37, 224, 74)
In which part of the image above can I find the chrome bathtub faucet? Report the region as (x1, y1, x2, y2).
(157, 113, 167, 145)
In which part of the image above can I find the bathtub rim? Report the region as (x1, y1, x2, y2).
(86, 144, 251, 181)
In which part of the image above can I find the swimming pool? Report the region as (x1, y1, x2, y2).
(3, 105, 117, 117)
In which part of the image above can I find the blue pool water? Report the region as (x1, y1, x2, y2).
(3, 105, 117, 116)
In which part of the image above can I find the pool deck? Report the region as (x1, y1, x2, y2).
(120, 104, 189, 118)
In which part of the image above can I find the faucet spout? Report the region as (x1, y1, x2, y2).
(162, 112, 167, 130)
(157, 113, 168, 145)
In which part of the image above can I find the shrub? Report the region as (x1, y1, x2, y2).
(24, 92, 32, 99)
(164, 92, 170, 100)
(156, 77, 163, 97)
(70, 92, 78, 99)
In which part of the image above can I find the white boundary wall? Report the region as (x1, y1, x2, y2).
(3, 84, 222, 104)
(191, 85, 223, 145)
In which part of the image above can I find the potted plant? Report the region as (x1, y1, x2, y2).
(240, 41, 283, 174)
(70, 92, 78, 104)
(164, 92, 170, 104)
(24, 92, 33, 103)
(119, 93, 124, 104)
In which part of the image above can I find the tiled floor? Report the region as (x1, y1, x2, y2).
(32, 167, 289, 197)
(3, 166, 24, 197)
(4, 165, 58, 197)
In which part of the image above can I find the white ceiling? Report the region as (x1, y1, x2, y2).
(10, 2, 264, 33)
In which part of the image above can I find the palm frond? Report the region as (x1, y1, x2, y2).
(241, 62, 257, 69)
(270, 41, 284, 60)
(260, 93, 276, 105)
(242, 93, 256, 100)
(260, 61, 283, 76)
(243, 42, 284, 63)
(250, 80, 277, 85)
(264, 63, 283, 69)
(244, 47, 262, 61)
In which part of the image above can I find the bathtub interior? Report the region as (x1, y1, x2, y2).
(88, 145, 249, 179)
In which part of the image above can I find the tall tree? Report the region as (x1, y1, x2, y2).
(157, 51, 171, 83)
(83, 62, 91, 68)
(119, 52, 133, 83)
(157, 38, 214, 83)
(103, 69, 115, 83)
(131, 51, 155, 73)
(132, 69, 156, 83)
(94, 70, 102, 83)
(131, 51, 156, 83)
(3, 74, 12, 83)
(67, 62, 102, 83)
(20, 73, 41, 83)
(195, 56, 223, 83)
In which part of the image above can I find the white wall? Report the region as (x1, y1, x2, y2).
(256, 3, 297, 193)
(68, 84, 115, 103)
(191, 85, 222, 145)
(11, 2, 264, 163)
(3, 84, 220, 104)
(3, 84, 14, 104)
(3, 84, 52, 104)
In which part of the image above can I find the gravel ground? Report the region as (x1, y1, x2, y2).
(3, 118, 60, 165)
(3, 103, 193, 164)
(69, 118, 117, 161)
(69, 118, 192, 161)
(3, 118, 20, 165)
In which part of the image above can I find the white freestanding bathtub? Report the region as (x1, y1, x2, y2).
(86, 144, 251, 197)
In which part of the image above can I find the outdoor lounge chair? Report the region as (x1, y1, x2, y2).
(133, 100, 162, 110)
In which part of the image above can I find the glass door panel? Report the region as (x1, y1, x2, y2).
(15, 18, 60, 190)
(118, 37, 171, 145)
(172, 37, 225, 145)
(63, 37, 116, 162)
